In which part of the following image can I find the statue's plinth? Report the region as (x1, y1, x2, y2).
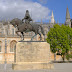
(12, 41, 54, 70)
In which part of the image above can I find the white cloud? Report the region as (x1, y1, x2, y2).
(0, 0, 51, 22)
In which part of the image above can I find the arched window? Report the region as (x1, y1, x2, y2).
(10, 40, 17, 52)
(0, 41, 2, 52)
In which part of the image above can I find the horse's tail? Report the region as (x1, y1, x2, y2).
(39, 25, 45, 36)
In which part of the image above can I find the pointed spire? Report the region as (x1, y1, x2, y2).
(65, 6, 71, 27)
(51, 10, 55, 24)
(51, 11, 54, 18)
(8, 18, 10, 24)
(66, 6, 70, 20)
(41, 18, 43, 24)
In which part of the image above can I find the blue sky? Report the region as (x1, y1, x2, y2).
(0, 0, 72, 23)
(34, 0, 72, 23)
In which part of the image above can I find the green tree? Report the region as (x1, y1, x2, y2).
(46, 24, 72, 61)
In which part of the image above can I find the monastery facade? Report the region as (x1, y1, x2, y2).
(0, 7, 71, 64)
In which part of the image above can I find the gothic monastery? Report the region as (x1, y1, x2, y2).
(0, 7, 71, 64)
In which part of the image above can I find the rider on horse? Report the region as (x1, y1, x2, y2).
(22, 10, 33, 30)
(22, 10, 32, 24)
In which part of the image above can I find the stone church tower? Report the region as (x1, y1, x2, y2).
(49, 11, 55, 28)
(51, 10, 55, 24)
(65, 6, 71, 27)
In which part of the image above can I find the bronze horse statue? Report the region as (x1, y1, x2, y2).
(10, 18, 45, 41)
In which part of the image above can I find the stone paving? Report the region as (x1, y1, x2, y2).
(0, 63, 72, 72)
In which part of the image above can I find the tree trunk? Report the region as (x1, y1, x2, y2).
(54, 53, 56, 61)
(62, 54, 65, 62)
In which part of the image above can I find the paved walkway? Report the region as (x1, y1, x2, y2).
(0, 63, 72, 72)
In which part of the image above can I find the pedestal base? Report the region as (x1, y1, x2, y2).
(12, 62, 54, 70)
(12, 41, 54, 70)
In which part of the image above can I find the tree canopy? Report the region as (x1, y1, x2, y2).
(46, 24, 72, 61)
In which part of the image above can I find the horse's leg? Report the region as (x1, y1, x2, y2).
(44, 35, 45, 41)
(39, 25, 45, 41)
(16, 31, 21, 37)
(21, 32, 24, 40)
(31, 34, 37, 41)
(38, 32, 42, 41)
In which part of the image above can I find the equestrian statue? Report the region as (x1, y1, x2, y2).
(10, 10, 45, 41)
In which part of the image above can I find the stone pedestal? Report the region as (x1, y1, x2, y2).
(12, 41, 54, 70)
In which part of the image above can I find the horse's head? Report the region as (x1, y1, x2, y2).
(10, 19, 17, 28)
(10, 18, 22, 28)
